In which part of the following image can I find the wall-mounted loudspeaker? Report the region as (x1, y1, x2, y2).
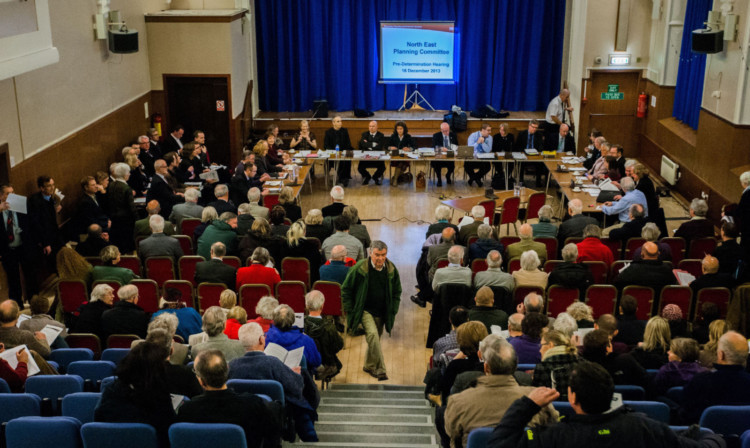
(108, 29, 139, 54)
(691, 29, 723, 54)
(312, 99, 329, 118)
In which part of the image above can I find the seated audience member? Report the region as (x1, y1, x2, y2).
(134, 313, 190, 365)
(675, 198, 714, 244)
(230, 323, 319, 442)
(487, 362, 722, 448)
(207, 184, 237, 216)
(266, 304, 322, 370)
(76, 224, 110, 257)
(248, 296, 278, 333)
(444, 334, 558, 448)
(601, 176, 648, 225)
(0, 343, 30, 392)
(581, 329, 647, 387)
(0, 300, 51, 358)
(91, 245, 138, 285)
(566, 302, 594, 329)
(690, 255, 734, 295)
(547, 243, 593, 296)
(613, 295, 647, 346)
(532, 330, 579, 400)
(20, 296, 68, 349)
(594, 314, 628, 355)
(433, 246, 472, 291)
(507, 313, 524, 340)
(512, 250, 548, 289)
(458, 206, 487, 245)
(319, 245, 350, 284)
(94, 342, 176, 446)
(138, 214, 184, 260)
(169, 187, 203, 229)
(304, 209, 331, 242)
(662, 304, 689, 338)
(553, 312, 578, 340)
(653, 338, 708, 396)
(281, 221, 324, 283)
(134, 200, 176, 238)
(575, 225, 614, 266)
(278, 186, 301, 222)
(509, 312, 548, 365)
(219, 290, 237, 318)
(101, 285, 149, 340)
(614, 242, 676, 295)
(151, 288, 202, 342)
(530, 205, 558, 239)
(428, 227, 465, 282)
(190, 306, 245, 362)
(713, 221, 744, 278)
(236, 247, 281, 292)
(517, 292, 545, 315)
(698, 319, 728, 368)
(71, 284, 115, 342)
(321, 216, 365, 261)
(469, 224, 503, 261)
(608, 203, 647, 242)
(630, 316, 671, 369)
(193, 206, 218, 243)
(557, 199, 598, 245)
(236, 203, 255, 235)
(197, 212, 239, 259)
(321, 185, 347, 218)
(195, 242, 238, 290)
(469, 286, 509, 333)
(438, 321, 488, 404)
(632, 222, 672, 262)
(692, 302, 721, 345)
(426, 205, 459, 239)
(681, 331, 750, 424)
(473, 250, 514, 292)
(224, 306, 247, 340)
(146, 328, 202, 398)
(239, 217, 285, 264)
(268, 205, 290, 238)
(432, 306, 469, 368)
(303, 290, 344, 379)
(507, 224, 547, 263)
(178, 349, 282, 448)
(245, 187, 270, 220)
(342, 205, 370, 250)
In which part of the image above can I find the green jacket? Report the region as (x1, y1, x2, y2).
(197, 220, 238, 259)
(90, 265, 137, 285)
(341, 258, 402, 335)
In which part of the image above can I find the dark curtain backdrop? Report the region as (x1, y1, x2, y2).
(255, 0, 566, 112)
(673, 0, 712, 129)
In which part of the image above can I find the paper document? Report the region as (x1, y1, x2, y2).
(134, 197, 146, 204)
(199, 170, 219, 181)
(55, 189, 65, 202)
(491, 325, 509, 339)
(40, 325, 63, 346)
(16, 314, 31, 327)
(673, 269, 696, 286)
(457, 215, 490, 230)
(264, 342, 305, 369)
(575, 328, 595, 342)
(184, 182, 202, 187)
(598, 178, 621, 192)
(170, 394, 187, 411)
(264, 181, 283, 187)
(6, 193, 27, 214)
(476, 153, 495, 159)
(273, 172, 288, 180)
(511, 152, 527, 160)
(0, 345, 40, 376)
(405, 153, 420, 159)
(294, 313, 304, 329)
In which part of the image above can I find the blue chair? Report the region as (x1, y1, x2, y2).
(100, 376, 116, 392)
(25, 375, 84, 415)
(517, 364, 536, 371)
(624, 401, 670, 423)
(466, 427, 493, 448)
(741, 429, 750, 448)
(226, 379, 284, 404)
(5, 416, 82, 448)
(48, 360, 60, 371)
(665, 386, 684, 405)
(169, 423, 247, 448)
(614, 385, 645, 401)
(552, 401, 575, 420)
(62, 392, 101, 424)
(67, 361, 116, 392)
(0, 393, 41, 424)
(81, 422, 159, 448)
(699, 405, 750, 436)
(0, 378, 10, 393)
(49, 348, 94, 373)
(671, 426, 715, 438)
(100, 349, 129, 365)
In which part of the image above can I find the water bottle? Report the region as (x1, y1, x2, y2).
(335, 144, 340, 157)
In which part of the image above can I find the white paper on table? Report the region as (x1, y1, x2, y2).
(511, 152, 527, 160)
(40, 325, 63, 346)
(380, 155, 391, 160)
(294, 313, 304, 329)
(264, 181, 283, 187)
(0, 345, 40, 376)
(134, 197, 146, 204)
(476, 153, 495, 159)
(16, 314, 31, 327)
(184, 182, 202, 187)
(6, 193, 27, 214)
(418, 147, 435, 153)
(405, 153, 420, 159)
(297, 151, 310, 157)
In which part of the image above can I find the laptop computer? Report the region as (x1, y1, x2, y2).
(456, 145, 474, 159)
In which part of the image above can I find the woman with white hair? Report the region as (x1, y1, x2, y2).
(193, 206, 218, 242)
(531, 205, 558, 238)
(303, 209, 332, 242)
(426, 205, 458, 239)
(248, 296, 279, 332)
(632, 222, 672, 262)
(71, 283, 115, 341)
(566, 302, 595, 329)
(511, 250, 548, 289)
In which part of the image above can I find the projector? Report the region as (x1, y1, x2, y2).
(108, 29, 139, 54)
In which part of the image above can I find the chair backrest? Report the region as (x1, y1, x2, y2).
(276, 280, 307, 313)
(486, 285, 514, 315)
(513, 285, 545, 307)
(621, 286, 655, 320)
(525, 192, 547, 222)
(25, 375, 84, 413)
(436, 258, 450, 269)
(546, 285, 580, 317)
(660, 237, 686, 264)
(552, 401, 576, 419)
(614, 385, 645, 401)
(535, 237, 558, 262)
(600, 238, 623, 260)
(742, 428, 750, 448)
(226, 379, 285, 404)
(180, 218, 202, 240)
(118, 255, 142, 277)
(144, 257, 175, 288)
(100, 376, 116, 392)
(0, 378, 9, 393)
(500, 236, 520, 249)
(163, 280, 195, 309)
(197, 282, 228, 313)
(624, 238, 646, 260)
(101, 348, 130, 365)
(67, 361, 116, 392)
(263, 194, 279, 209)
(471, 259, 489, 277)
(466, 235, 479, 248)
(666, 386, 684, 405)
(699, 405, 750, 437)
(85, 257, 103, 267)
(131, 279, 160, 314)
(0, 393, 41, 423)
(61, 392, 101, 424)
(82, 422, 159, 448)
(174, 235, 193, 256)
(49, 348, 94, 373)
(6, 416, 81, 448)
(223, 256, 242, 270)
(312, 281, 343, 317)
(624, 400, 670, 423)
(169, 423, 247, 448)
(239, 284, 272, 319)
(696, 287, 732, 320)
(106, 334, 140, 349)
(582, 261, 608, 284)
(508, 257, 521, 274)
(65, 334, 102, 359)
(609, 260, 629, 284)
(688, 237, 718, 260)
(281, 257, 312, 289)
(585, 285, 617, 318)
(466, 427, 493, 448)
(477, 199, 496, 223)
(179, 255, 205, 286)
(543, 260, 564, 274)
(564, 237, 584, 246)
(677, 259, 703, 280)
(499, 196, 521, 226)
(658, 286, 692, 320)
(58, 280, 89, 314)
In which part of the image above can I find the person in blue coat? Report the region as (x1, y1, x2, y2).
(264, 304, 321, 370)
(151, 287, 202, 342)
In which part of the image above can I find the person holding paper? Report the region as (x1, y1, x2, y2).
(0, 184, 37, 308)
(0, 343, 29, 392)
(265, 304, 321, 371)
(19, 296, 68, 349)
(0, 300, 51, 358)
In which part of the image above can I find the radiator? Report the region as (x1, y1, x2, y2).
(660, 155, 680, 185)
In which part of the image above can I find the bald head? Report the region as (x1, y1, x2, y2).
(440, 122, 450, 133)
(702, 255, 719, 275)
(331, 245, 347, 261)
(508, 313, 524, 332)
(519, 223, 533, 240)
(717, 331, 749, 366)
(442, 227, 456, 243)
(475, 286, 494, 306)
(642, 242, 659, 260)
(0, 300, 20, 326)
(560, 89, 570, 100)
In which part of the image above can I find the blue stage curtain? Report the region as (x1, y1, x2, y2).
(254, 0, 566, 113)
(673, 0, 712, 129)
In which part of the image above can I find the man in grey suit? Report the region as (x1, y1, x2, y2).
(246, 187, 269, 220)
(427, 227, 466, 282)
(191, 306, 246, 362)
(138, 214, 184, 260)
(432, 246, 472, 290)
(169, 187, 203, 230)
(195, 242, 237, 290)
(557, 198, 598, 246)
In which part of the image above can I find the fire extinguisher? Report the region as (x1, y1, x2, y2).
(151, 113, 163, 139)
(637, 92, 648, 118)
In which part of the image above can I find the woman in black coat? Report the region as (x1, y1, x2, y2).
(387, 121, 415, 186)
(281, 221, 324, 283)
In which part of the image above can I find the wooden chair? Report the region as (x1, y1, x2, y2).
(436, 258, 450, 269)
(466, 235, 479, 248)
(585, 285, 617, 318)
(546, 285, 580, 317)
(239, 284, 272, 319)
(622, 285, 655, 320)
(470, 259, 489, 279)
(91, 280, 121, 299)
(609, 260, 629, 284)
(477, 199, 496, 226)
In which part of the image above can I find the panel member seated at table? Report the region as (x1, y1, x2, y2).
(544, 123, 575, 153)
(357, 120, 387, 185)
(289, 120, 317, 152)
(324, 116, 353, 187)
(432, 122, 458, 187)
(388, 121, 415, 187)
(601, 177, 648, 233)
(466, 123, 493, 187)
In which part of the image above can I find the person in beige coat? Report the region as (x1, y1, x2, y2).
(511, 250, 549, 289)
(444, 334, 558, 448)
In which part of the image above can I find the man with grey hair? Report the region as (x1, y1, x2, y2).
(507, 313, 524, 338)
(107, 162, 138, 253)
(319, 244, 350, 284)
(458, 205, 488, 245)
(576, 224, 614, 266)
(518, 292, 544, 315)
(632, 222, 672, 262)
(474, 250, 514, 293)
(138, 134, 161, 176)
(547, 243, 593, 296)
(322, 185, 347, 218)
(101, 284, 149, 340)
(169, 187, 203, 228)
(675, 198, 714, 244)
(246, 187, 270, 220)
(197, 211, 239, 259)
(132, 313, 190, 365)
(304, 290, 344, 379)
(608, 203, 647, 241)
(444, 334, 558, 448)
(507, 223, 547, 263)
(208, 184, 237, 215)
(138, 214, 184, 260)
(426, 204, 458, 238)
(469, 223, 504, 260)
(195, 241, 237, 290)
(432, 246, 472, 291)
(602, 176, 648, 225)
(236, 203, 255, 235)
(557, 198, 598, 245)
(531, 205, 558, 239)
(191, 306, 245, 362)
(428, 227, 466, 282)
(0, 300, 51, 358)
(265, 304, 321, 370)
(144, 328, 203, 398)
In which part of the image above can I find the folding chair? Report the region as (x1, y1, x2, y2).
(466, 235, 479, 248)
(496, 196, 520, 235)
(58, 280, 89, 314)
(25, 375, 84, 415)
(312, 281, 343, 317)
(696, 287, 731, 320)
(546, 285, 580, 317)
(169, 423, 247, 448)
(163, 280, 195, 309)
(223, 256, 242, 270)
(583, 261, 608, 284)
(688, 237, 718, 260)
(699, 405, 750, 437)
(276, 280, 306, 313)
(0, 393, 41, 427)
(239, 284, 272, 319)
(179, 255, 205, 286)
(535, 237, 558, 262)
(508, 257, 521, 274)
(65, 334, 102, 359)
(585, 285, 617, 318)
(436, 258, 450, 269)
(197, 282, 228, 313)
(180, 218, 202, 240)
(82, 422, 159, 448)
(471, 259, 489, 280)
(624, 238, 646, 260)
(144, 257, 175, 288)
(49, 348, 94, 374)
(131, 279, 160, 314)
(62, 392, 102, 424)
(600, 238, 623, 260)
(281, 257, 312, 289)
(118, 255, 142, 277)
(263, 194, 279, 209)
(660, 237, 686, 264)
(621, 285, 655, 320)
(658, 286, 692, 320)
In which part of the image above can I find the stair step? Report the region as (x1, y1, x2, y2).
(284, 443, 439, 448)
(322, 390, 425, 400)
(328, 383, 423, 392)
(318, 403, 433, 415)
(318, 413, 431, 423)
(315, 432, 436, 444)
(320, 397, 429, 406)
(315, 421, 436, 434)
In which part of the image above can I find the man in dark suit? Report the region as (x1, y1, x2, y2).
(690, 255, 734, 296)
(357, 121, 387, 185)
(207, 184, 237, 215)
(230, 163, 264, 207)
(76, 224, 110, 257)
(321, 185, 347, 218)
(738, 172, 750, 256)
(138, 215, 184, 260)
(609, 144, 626, 179)
(513, 119, 544, 152)
(162, 125, 185, 153)
(608, 204, 647, 243)
(432, 122, 458, 187)
(323, 116, 353, 187)
(148, 128, 163, 157)
(135, 200, 177, 238)
(543, 123, 575, 153)
(195, 242, 237, 290)
(0, 184, 37, 307)
(557, 199, 598, 246)
(107, 163, 138, 253)
(138, 135, 162, 177)
(76, 175, 110, 235)
(27, 175, 64, 265)
(675, 198, 714, 244)
(615, 242, 677, 296)
(147, 159, 184, 219)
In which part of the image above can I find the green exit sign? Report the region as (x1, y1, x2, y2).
(601, 84, 624, 100)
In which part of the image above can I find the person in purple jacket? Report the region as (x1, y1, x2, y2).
(653, 337, 708, 396)
(509, 312, 548, 365)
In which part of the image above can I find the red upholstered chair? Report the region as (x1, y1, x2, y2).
(687, 237, 718, 260)
(546, 286, 580, 317)
(497, 196, 520, 235)
(58, 280, 89, 314)
(478, 199, 496, 225)
(163, 280, 195, 309)
(600, 238, 623, 260)
(622, 285, 655, 320)
(281, 257, 312, 290)
(276, 281, 306, 313)
(466, 235, 479, 248)
(131, 279, 159, 314)
(436, 258, 450, 269)
(508, 258, 522, 274)
(179, 255, 205, 286)
(239, 284, 272, 319)
(514, 285, 544, 308)
(583, 261, 608, 284)
(106, 334, 139, 349)
(65, 334, 102, 359)
(695, 287, 731, 320)
(658, 286, 692, 320)
(500, 236, 520, 250)
(118, 256, 142, 277)
(197, 283, 227, 313)
(85, 257, 103, 267)
(564, 237, 584, 246)
(145, 257, 175, 288)
(180, 218, 202, 239)
(524, 192, 547, 223)
(263, 194, 280, 209)
(624, 238, 646, 260)
(678, 259, 703, 280)
(535, 237, 558, 262)
(585, 285, 617, 318)
(471, 259, 489, 279)
(222, 256, 242, 270)
(660, 237, 686, 264)
(543, 260, 564, 274)
(312, 281, 342, 317)
(609, 260, 629, 284)
(174, 235, 193, 256)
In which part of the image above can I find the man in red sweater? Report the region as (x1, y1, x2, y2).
(0, 343, 28, 392)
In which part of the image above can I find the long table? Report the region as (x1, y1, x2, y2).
(263, 163, 312, 204)
(441, 187, 538, 215)
(543, 160, 605, 223)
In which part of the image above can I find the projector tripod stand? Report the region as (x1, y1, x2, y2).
(399, 84, 435, 111)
